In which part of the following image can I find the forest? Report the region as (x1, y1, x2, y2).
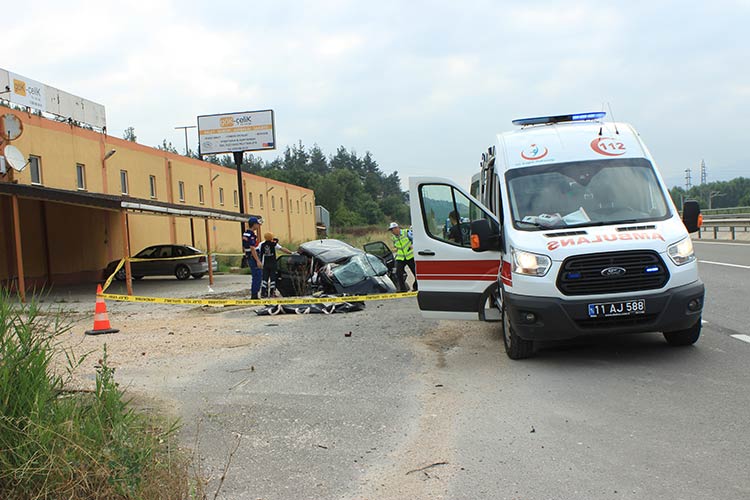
(669, 177, 750, 210)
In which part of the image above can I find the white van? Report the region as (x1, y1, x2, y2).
(409, 112, 704, 359)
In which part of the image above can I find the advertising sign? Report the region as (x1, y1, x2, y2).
(197, 110, 275, 155)
(9, 72, 46, 111)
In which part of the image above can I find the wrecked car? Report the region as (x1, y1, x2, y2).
(276, 239, 397, 297)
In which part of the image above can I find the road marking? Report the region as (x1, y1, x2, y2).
(731, 334, 750, 344)
(698, 260, 750, 269)
(702, 319, 708, 325)
(694, 240, 750, 247)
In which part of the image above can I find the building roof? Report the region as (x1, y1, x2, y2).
(0, 182, 252, 221)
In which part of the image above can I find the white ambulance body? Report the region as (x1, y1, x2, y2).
(409, 112, 704, 359)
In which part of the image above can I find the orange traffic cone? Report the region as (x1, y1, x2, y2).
(85, 285, 120, 335)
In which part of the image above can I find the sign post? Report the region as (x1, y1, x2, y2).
(197, 110, 275, 233)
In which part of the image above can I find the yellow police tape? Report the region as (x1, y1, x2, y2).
(99, 291, 417, 307)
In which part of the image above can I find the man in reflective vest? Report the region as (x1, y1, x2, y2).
(388, 222, 418, 292)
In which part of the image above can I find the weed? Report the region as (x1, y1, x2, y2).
(0, 291, 198, 499)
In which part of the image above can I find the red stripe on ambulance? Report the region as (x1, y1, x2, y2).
(417, 260, 499, 281)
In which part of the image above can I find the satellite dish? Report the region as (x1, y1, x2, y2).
(4, 145, 27, 172)
(1, 114, 23, 141)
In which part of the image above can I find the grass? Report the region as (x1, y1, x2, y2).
(329, 225, 392, 249)
(0, 291, 200, 499)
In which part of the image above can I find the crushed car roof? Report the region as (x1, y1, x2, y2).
(298, 239, 364, 263)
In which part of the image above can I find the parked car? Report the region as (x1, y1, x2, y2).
(275, 239, 397, 296)
(105, 244, 218, 281)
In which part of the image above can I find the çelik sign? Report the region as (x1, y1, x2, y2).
(9, 72, 46, 111)
(197, 109, 275, 155)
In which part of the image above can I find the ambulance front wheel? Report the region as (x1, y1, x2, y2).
(663, 318, 701, 346)
(502, 304, 535, 360)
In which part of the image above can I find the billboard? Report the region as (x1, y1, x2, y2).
(0, 68, 107, 129)
(197, 110, 275, 155)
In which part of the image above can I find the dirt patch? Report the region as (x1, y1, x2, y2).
(351, 321, 469, 499)
(421, 322, 466, 368)
(53, 303, 287, 390)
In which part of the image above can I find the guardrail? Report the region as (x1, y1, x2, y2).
(697, 217, 750, 240)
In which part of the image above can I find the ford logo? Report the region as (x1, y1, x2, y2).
(601, 266, 627, 277)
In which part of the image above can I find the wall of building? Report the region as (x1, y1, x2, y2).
(0, 108, 316, 284)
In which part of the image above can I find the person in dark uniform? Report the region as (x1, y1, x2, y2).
(448, 211, 462, 243)
(258, 232, 292, 298)
(242, 217, 263, 299)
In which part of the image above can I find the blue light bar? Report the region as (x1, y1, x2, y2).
(645, 266, 660, 273)
(566, 272, 582, 279)
(512, 111, 606, 126)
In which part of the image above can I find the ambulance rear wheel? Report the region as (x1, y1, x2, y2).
(502, 305, 535, 360)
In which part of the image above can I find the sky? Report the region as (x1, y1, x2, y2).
(5, 0, 749, 191)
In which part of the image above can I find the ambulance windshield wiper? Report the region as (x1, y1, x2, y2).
(566, 219, 641, 228)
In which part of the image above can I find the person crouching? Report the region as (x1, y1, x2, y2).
(259, 232, 293, 298)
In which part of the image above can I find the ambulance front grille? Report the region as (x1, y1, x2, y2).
(556, 250, 669, 296)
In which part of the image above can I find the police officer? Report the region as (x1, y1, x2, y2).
(388, 222, 418, 292)
(243, 217, 263, 299)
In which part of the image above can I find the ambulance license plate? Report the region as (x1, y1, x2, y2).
(587, 299, 646, 318)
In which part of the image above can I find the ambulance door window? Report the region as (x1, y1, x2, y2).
(419, 184, 494, 248)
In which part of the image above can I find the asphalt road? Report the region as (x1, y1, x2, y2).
(116, 240, 750, 500)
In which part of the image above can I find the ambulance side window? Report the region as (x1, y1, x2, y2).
(419, 184, 495, 248)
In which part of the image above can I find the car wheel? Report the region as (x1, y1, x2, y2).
(175, 264, 191, 280)
(502, 304, 535, 359)
(191, 273, 205, 279)
(114, 268, 126, 281)
(663, 318, 701, 346)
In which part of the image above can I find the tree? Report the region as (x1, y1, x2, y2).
(123, 127, 137, 142)
(156, 140, 179, 154)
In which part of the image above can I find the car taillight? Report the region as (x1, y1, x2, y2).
(198, 256, 206, 263)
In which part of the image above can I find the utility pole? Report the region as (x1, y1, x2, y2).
(684, 168, 692, 192)
(708, 191, 725, 209)
(174, 125, 197, 156)
(700, 159, 706, 185)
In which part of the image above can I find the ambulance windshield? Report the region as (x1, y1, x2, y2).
(506, 158, 671, 231)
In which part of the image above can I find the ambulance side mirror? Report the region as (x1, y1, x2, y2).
(682, 200, 701, 234)
(470, 219, 502, 252)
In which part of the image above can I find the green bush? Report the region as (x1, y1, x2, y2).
(0, 292, 194, 499)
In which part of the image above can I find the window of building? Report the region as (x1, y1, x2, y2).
(271, 196, 275, 210)
(120, 170, 129, 195)
(178, 181, 185, 202)
(233, 190, 238, 207)
(280, 197, 284, 212)
(304, 202, 307, 214)
(76, 163, 86, 190)
(29, 156, 42, 185)
(297, 200, 300, 214)
(199, 185, 205, 205)
(259, 194, 264, 209)
(149, 175, 157, 198)
(248, 192, 254, 208)
(219, 187, 225, 206)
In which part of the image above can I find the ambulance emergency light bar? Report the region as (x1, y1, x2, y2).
(512, 112, 607, 126)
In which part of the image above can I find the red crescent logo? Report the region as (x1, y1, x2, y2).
(591, 137, 627, 156)
(521, 144, 548, 161)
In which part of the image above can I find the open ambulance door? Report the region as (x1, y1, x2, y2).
(409, 176, 503, 321)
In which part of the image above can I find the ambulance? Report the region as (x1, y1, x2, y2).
(409, 112, 704, 359)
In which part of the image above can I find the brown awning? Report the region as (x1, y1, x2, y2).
(0, 182, 254, 221)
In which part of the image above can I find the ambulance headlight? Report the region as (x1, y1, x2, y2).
(667, 237, 696, 266)
(511, 247, 551, 277)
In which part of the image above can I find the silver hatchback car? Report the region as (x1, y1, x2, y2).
(106, 244, 218, 281)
